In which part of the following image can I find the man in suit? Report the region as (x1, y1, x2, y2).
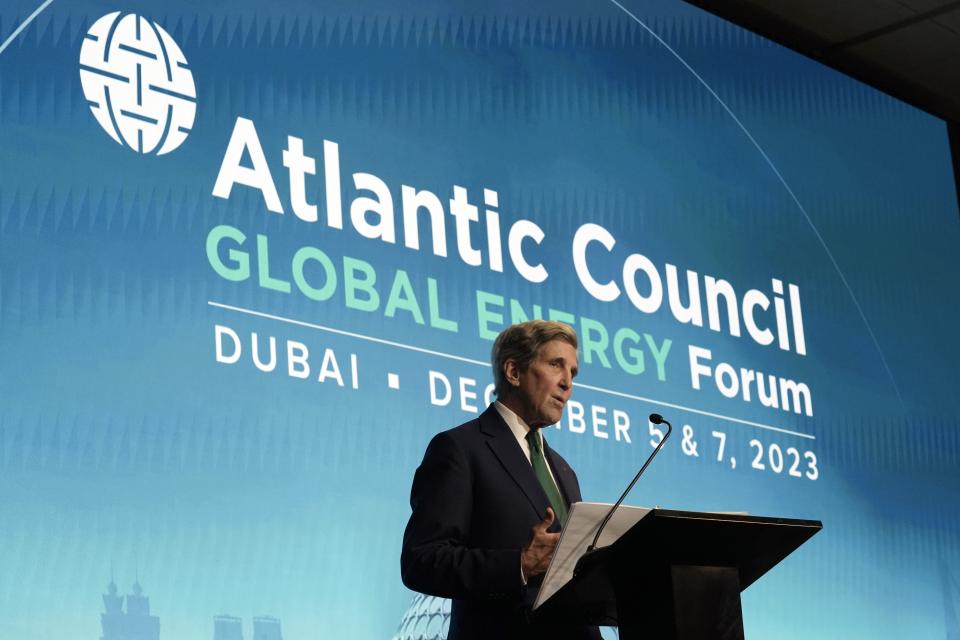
(401, 320, 601, 640)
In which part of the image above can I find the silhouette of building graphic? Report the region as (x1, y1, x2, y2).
(391, 594, 620, 640)
(392, 594, 450, 640)
(214, 615, 244, 640)
(252, 616, 282, 640)
(100, 579, 160, 640)
(214, 614, 283, 640)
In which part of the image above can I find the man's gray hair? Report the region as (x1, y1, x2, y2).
(491, 320, 578, 396)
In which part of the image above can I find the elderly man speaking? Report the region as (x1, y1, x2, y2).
(401, 320, 601, 640)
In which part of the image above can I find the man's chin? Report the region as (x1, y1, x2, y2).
(544, 410, 563, 426)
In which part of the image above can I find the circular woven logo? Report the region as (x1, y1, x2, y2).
(79, 12, 196, 155)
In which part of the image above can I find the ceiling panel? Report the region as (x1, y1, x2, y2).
(683, 0, 960, 122)
(846, 20, 960, 72)
(734, 0, 915, 44)
(891, 0, 958, 12)
(932, 7, 960, 31)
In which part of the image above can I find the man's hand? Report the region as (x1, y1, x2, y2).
(521, 507, 560, 580)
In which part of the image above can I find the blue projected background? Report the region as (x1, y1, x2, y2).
(1, 0, 959, 639)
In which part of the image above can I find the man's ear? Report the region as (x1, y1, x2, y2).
(503, 359, 521, 387)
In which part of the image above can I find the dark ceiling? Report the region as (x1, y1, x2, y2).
(683, 0, 960, 124)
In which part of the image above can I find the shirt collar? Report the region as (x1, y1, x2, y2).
(494, 400, 541, 452)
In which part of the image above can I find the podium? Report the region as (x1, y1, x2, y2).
(534, 509, 821, 639)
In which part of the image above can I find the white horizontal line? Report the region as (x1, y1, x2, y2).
(208, 300, 816, 441)
(573, 382, 815, 440)
(207, 301, 489, 366)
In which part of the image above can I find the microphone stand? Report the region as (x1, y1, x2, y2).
(575, 414, 673, 575)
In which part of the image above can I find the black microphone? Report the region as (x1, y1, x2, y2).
(585, 413, 673, 554)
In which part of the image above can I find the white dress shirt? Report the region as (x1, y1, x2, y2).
(493, 401, 560, 488)
(494, 401, 564, 585)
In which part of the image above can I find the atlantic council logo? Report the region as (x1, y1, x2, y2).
(79, 12, 197, 155)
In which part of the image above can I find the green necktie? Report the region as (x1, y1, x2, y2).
(526, 430, 568, 527)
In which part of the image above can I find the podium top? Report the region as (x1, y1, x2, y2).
(649, 508, 821, 528)
(534, 506, 822, 628)
(615, 509, 822, 590)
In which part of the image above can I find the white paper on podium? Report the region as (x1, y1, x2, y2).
(533, 502, 651, 610)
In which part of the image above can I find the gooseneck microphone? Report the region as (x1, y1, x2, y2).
(585, 413, 673, 554)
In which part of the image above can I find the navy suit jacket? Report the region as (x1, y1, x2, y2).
(401, 405, 601, 640)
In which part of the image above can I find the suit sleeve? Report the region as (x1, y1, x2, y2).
(401, 431, 522, 599)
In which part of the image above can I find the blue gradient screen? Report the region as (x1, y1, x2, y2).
(1, 0, 959, 638)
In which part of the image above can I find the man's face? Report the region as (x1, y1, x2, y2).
(507, 339, 579, 429)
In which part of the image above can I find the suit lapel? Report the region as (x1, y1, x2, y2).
(479, 406, 551, 519)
